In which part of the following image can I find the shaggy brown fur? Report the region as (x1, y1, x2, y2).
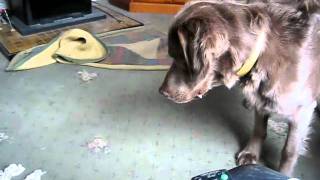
(159, 0, 320, 176)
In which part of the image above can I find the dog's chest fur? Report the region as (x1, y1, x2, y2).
(240, 14, 320, 118)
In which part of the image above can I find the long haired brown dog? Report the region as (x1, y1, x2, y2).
(159, 0, 320, 176)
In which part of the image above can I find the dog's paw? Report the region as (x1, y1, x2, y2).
(236, 150, 258, 165)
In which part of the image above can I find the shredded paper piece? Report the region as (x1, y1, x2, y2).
(78, 70, 98, 82)
(24, 170, 46, 180)
(0, 164, 46, 180)
(0, 164, 25, 180)
(0, 133, 9, 143)
(87, 137, 111, 154)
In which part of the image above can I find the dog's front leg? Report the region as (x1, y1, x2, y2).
(236, 110, 269, 165)
(279, 102, 316, 176)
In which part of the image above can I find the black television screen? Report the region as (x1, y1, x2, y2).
(9, 0, 92, 25)
(29, 0, 92, 21)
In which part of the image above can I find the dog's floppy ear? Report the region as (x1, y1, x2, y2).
(177, 27, 190, 69)
(176, 19, 206, 74)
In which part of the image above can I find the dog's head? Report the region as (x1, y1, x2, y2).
(159, 2, 269, 103)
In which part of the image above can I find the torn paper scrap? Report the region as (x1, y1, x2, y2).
(24, 169, 46, 180)
(77, 70, 98, 82)
(0, 164, 25, 180)
(87, 137, 111, 154)
(0, 133, 9, 143)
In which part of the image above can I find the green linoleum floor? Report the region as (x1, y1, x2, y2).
(0, 2, 320, 179)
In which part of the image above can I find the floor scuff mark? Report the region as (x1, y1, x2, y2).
(39, 147, 47, 151)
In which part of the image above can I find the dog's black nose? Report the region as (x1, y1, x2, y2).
(159, 86, 170, 97)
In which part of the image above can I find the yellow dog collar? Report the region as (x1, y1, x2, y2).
(236, 32, 266, 77)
